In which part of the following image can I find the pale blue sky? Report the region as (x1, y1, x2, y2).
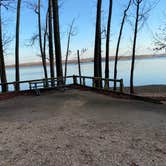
(2, 0, 166, 65)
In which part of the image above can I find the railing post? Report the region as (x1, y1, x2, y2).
(104, 79, 109, 90)
(120, 79, 124, 93)
(93, 77, 96, 88)
(83, 77, 86, 86)
(93, 77, 102, 89)
(73, 75, 77, 85)
(35, 83, 37, 89)
(51, 77, 55, 87)
(57, 77, 64, 87)
(43, 79, 46, 87)
(97, 77, 103, 89)
(113, 79, 117, 91)
(13, 82, 16, 92)
(80, 77, 82, 85)
(29, 82, 32, 90)
(98, 78, 101, 89)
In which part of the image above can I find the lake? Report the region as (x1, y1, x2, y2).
(5, 57, 166, 91)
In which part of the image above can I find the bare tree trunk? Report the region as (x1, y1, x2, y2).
(64, 19, 75, 84)
(48, 0, 55, 86)
(43, 11, 48, 61)
(38, 0, 48, 83)
(52, 0, 63, 84)
(114, 0, 131, 91)
(43, 11, 49, 84)
(94, 0, 102, 88)
(105, 0, 112, 79)
(15, 0, 21, 91)
(130, 0, 140, 94)
(0, 3, 7, 92)
(77, 50, 82, 84)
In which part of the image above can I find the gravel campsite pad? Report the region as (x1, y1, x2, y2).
(0, 89, 166, 166)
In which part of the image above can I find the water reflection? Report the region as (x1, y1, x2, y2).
(5, 57, 166, 90)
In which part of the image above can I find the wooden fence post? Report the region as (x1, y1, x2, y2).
(29, 82, 32, 90)
(73, 75, 77, 85)
(83, 77, 86, 86)
(104, 79, 109, 90)
(77, 50, 82, 85)
(98, 78, 101, 89)
(93, 78, 96, 88)
(120, 79, 124, 93)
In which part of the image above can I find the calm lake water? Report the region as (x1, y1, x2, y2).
(5, 57, 166, 91)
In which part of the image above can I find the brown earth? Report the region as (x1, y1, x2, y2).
(124, 85, 166, 102)
(0, 89, 166, 166)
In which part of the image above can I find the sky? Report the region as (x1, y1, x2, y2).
(2, 0, 166, 65)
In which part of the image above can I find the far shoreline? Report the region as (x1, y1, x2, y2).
(6, 53, 166, 68)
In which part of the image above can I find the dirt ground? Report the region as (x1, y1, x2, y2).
(0, 89, 166, 166)
(124, 85, 166, 100)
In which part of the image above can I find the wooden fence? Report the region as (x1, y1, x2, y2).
(0, 75, 123, 93)
(72, 75, 124, 92)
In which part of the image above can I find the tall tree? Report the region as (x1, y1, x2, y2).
(64, 19, 75, 84)
(113, 0, 132, 91)
(48, 0, 55, 86)
(26, 0, 48, 83)
(38, 0, 48, 83)
(77, 50, 82, 84)
(43, 10, 48, 64)
(94, 0, 102, 88)
(105, 0, 113, 80)
(0, 2, 7, 92)
(130, 0, 142, 94)
(130, 0, 158, 93)
(52, 0, 63, 83)
(15, 0, 22, 91)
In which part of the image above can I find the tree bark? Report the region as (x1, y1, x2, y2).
(38, 0, 48, 83)
(0, 3, 7, 92)
(105, 0, 112, 80)
(94, 0, 102, 88)
(48, 0, 55, 86)
(52, 0, 63, 84)
(77, 50, 82, 84)
(15, 0, 21, 91)
(130, 0, 140, 94)
(43, 11, 48, 62)
(114, 0, 131, 91)
(64, 19, 75, 84)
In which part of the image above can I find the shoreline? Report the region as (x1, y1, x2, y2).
(6, 53, 166, 68)
(0, 84, 165, 102)
(125, 84, 166, 91)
